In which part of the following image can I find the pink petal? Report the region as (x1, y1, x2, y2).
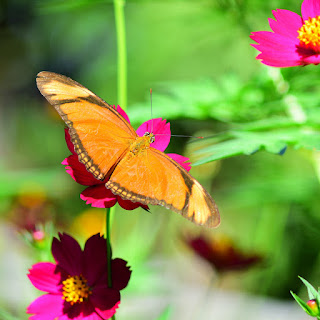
(258, 58, 302, 67)
(27, 294, 64, 320)
(255, 53, 303, 67)
(95, 302, 119, 320)
(252, 46, 303, 67)
(83, 234, 107, 286)
(250, 30, 300, 48)
(111, 258, 131, 291)
(136, 118, 171, 152)
(52, 233, 83, 276)
(250, 31, 304, 67)
(302, 54, 320, 64)
(167, 153, 191, 172)
(114, 105, 130, 124)
(28, 262, 64, 294)
(62, 155, 99, 186)
(55, 315, 74, 320)
(64, 128, 76, 155)
(81, 315, 103, 320)
(253, 41, 317, 66)
(269, 9, 303, 39)
(301, 0, 320, 21)
(81, 308, 106, 320)
(79, 315, 96, 320)
(80, 185, 117, 208)
(256, 56, 302, 67)
(117, 196, 149, 211)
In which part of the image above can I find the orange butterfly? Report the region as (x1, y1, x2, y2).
(36, 72, 220, 227)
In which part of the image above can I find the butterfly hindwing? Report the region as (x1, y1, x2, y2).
(106, 147, 220, 227)
(37, 71, 220, 227)
(36, 71, 137, 180)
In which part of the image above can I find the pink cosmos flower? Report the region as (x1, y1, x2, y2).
(27, 233, 131, 320)
(62, 105, 191, 209)
(251, 0, 320, 67)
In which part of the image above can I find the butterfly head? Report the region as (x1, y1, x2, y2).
(143, 132, 155, 144)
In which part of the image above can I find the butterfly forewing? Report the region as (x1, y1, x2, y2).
(37, 71, 220, 227)
(106, 147, 220, 227)
(36, 71, 137, 180)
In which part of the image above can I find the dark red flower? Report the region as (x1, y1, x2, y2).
(27, 233, 131, 320)
(62, 105, 191, 210)
(186, 235, 262, 272)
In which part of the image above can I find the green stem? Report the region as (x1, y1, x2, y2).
(114, 0, 127, 110)
(105, 207, 113, 288)
(266, 68, 320, 186)
(266, 67, 307, 123)
(105, 207, 115, 320)
(110, 2, 127, 319)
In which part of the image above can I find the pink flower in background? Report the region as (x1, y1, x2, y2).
(63, 105, 191, 209)
(27, 233, 131, 320)
(251, 0, 320, 67)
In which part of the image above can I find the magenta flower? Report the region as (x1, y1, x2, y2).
(62, 105, 191, 209)
(27, 233, 131, 320)
(251, 0, 320, 67)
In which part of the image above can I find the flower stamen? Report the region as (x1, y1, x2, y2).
(298, 15, 320, 52)
(62, 275, 92, 305)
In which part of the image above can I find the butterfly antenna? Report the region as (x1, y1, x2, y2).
(150, 88, 154, 133)
(156, 133, 204, 140)
(149, 88, 202, 141)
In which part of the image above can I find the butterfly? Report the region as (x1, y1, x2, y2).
(36, 71, 220, 227)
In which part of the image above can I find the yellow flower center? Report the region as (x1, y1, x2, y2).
(298, 16, 320, 52)
(62, 275, 92, 305)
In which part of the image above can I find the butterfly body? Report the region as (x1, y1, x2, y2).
(129, 132, 155, 155)
(36, 71, 220, 227)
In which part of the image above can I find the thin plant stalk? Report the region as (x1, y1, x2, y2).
(114, 0, 127, 110)
(105, 207, 113, 288)
(105, 2, 127, 319)
(105, 206, 115, 320)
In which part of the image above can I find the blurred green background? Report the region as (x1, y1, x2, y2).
(1, 0, 320, 319)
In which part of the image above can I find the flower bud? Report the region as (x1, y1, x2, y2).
(307, 299, 319, 315)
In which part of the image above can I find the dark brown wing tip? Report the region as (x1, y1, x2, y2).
(37, 71, 67, 83)
(191, 212, 220, 228)
(37, 71, 59, 76)
(36, 71, 56, 88)
(209, 214, 221, 228)
(206, 203, 220, 228)
(37, 71, 52, 79)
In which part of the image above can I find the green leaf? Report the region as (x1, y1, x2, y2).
(154, 306, 173, 320)
(193, 129, 288, 165)
(295, 130, 320, 150)
(192, 126, 320, 165)
(128, 74, 281, 124)
(299, 276, 320, 304)
(290, 291, 315, 316)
